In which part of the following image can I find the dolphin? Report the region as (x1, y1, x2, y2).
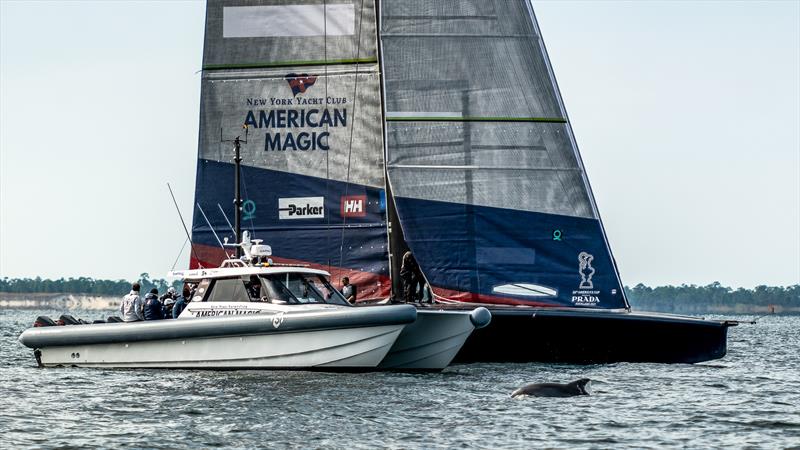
(511, 378, 592, 398)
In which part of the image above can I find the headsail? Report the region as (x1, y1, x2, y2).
(380, 0, 628, 308)
(192, 0, 390, 299)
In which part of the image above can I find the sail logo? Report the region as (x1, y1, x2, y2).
(242, 199, 256, 221)
(578, 252, 595, 289)
(286, 73, 317, 97)
(279, 197, 324, 220)
(572, 252, 600, 305)
(340, 195, 366, 218)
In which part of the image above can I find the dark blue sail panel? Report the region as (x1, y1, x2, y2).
(191, 160, 390, 300)
(393, 196, 626, 308)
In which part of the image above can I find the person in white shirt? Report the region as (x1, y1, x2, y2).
(341, 277, 357, 304)
(120, 283, 144, 322)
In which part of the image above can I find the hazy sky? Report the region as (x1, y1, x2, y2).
(1, 1, 798, 288)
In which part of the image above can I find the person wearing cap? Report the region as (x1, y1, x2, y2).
(160, 287, 177, 317)
(143, 288, 165, 320)
(120, 283, 144, 322)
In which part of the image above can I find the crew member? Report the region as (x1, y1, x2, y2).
(144, 288, 165, 320)
(160, 287, 177, 317)
(400, 251, 424, 303)
(172, 285, 191, 318)
(247, 275, 262, 300)
(341, 277, 357, 304)
(120, 283, 144, 322)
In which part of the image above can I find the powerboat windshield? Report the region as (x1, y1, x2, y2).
(259, 273, 349, 306)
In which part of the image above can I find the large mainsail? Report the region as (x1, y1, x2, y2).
(192, 0, 391, 299)
(380, 0, 628, 308)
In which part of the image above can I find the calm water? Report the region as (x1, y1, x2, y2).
(1, 308, 798, 449)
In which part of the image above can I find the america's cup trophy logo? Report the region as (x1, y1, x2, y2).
(578, 252, 595, 289)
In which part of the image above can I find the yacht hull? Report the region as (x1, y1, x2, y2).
(33, 325, 403, 369)
(378, 307, 491, 371)
(449, 307, 734, 364)
(20, 305, 417, 369)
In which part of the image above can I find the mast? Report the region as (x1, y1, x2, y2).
(233, 135, 243, 258)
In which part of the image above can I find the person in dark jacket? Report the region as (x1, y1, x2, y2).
(143, 288, 165, 320)
(399, 251, 424, 303)
(172, 285, 191, 319)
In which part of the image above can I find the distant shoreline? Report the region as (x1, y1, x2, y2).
(1, 292, 797, 316)
(0, 293, 119, 310)
(627, 302, 800, 315)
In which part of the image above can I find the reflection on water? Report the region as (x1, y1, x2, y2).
(1, 308, 798, 448)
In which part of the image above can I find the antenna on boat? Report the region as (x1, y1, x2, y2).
(167, 182, 202, 268)
(220, 125, 249, 257)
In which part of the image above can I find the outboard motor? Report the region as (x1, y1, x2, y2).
(34, 316, 56, 327)
(58, 315, 81, 325)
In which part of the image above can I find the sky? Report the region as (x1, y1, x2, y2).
(1, 0, 798, 288)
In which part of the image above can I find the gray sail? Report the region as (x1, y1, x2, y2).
(380, 0, 627, 308)
(192, 0, 391, 300)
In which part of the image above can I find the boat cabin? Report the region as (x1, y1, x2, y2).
(173, 266, 350, 307)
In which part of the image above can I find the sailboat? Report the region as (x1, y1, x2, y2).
(191, 0, 735, 364)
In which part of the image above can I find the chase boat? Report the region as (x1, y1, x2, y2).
(18, 234, 490, 370)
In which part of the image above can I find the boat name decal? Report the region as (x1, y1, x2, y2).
(243, 106, 347, 152)
(193, 309, 262, 317)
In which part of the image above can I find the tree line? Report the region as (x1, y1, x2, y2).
(625, 282, 799, 313)
(1, 277, 797, 312)
(0, 273, 182, 296)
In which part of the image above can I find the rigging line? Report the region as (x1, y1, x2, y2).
(323, 0, 332, 274)
(217, 203, 236, 236)
(338, 0, 367, 269)
(197, 202, 229, 256)
(167, 183, 202, 269)
(170, 237, 189, 272)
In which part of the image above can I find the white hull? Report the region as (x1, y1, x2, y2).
(38, 325, 403, 369)
(378, 308, 490, 370)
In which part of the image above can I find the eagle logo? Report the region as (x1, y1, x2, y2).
(285, 73, 317, 97)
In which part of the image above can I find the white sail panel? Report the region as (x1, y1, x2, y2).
(224, 5, 356, 38)
(204, 0, 377, 69)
